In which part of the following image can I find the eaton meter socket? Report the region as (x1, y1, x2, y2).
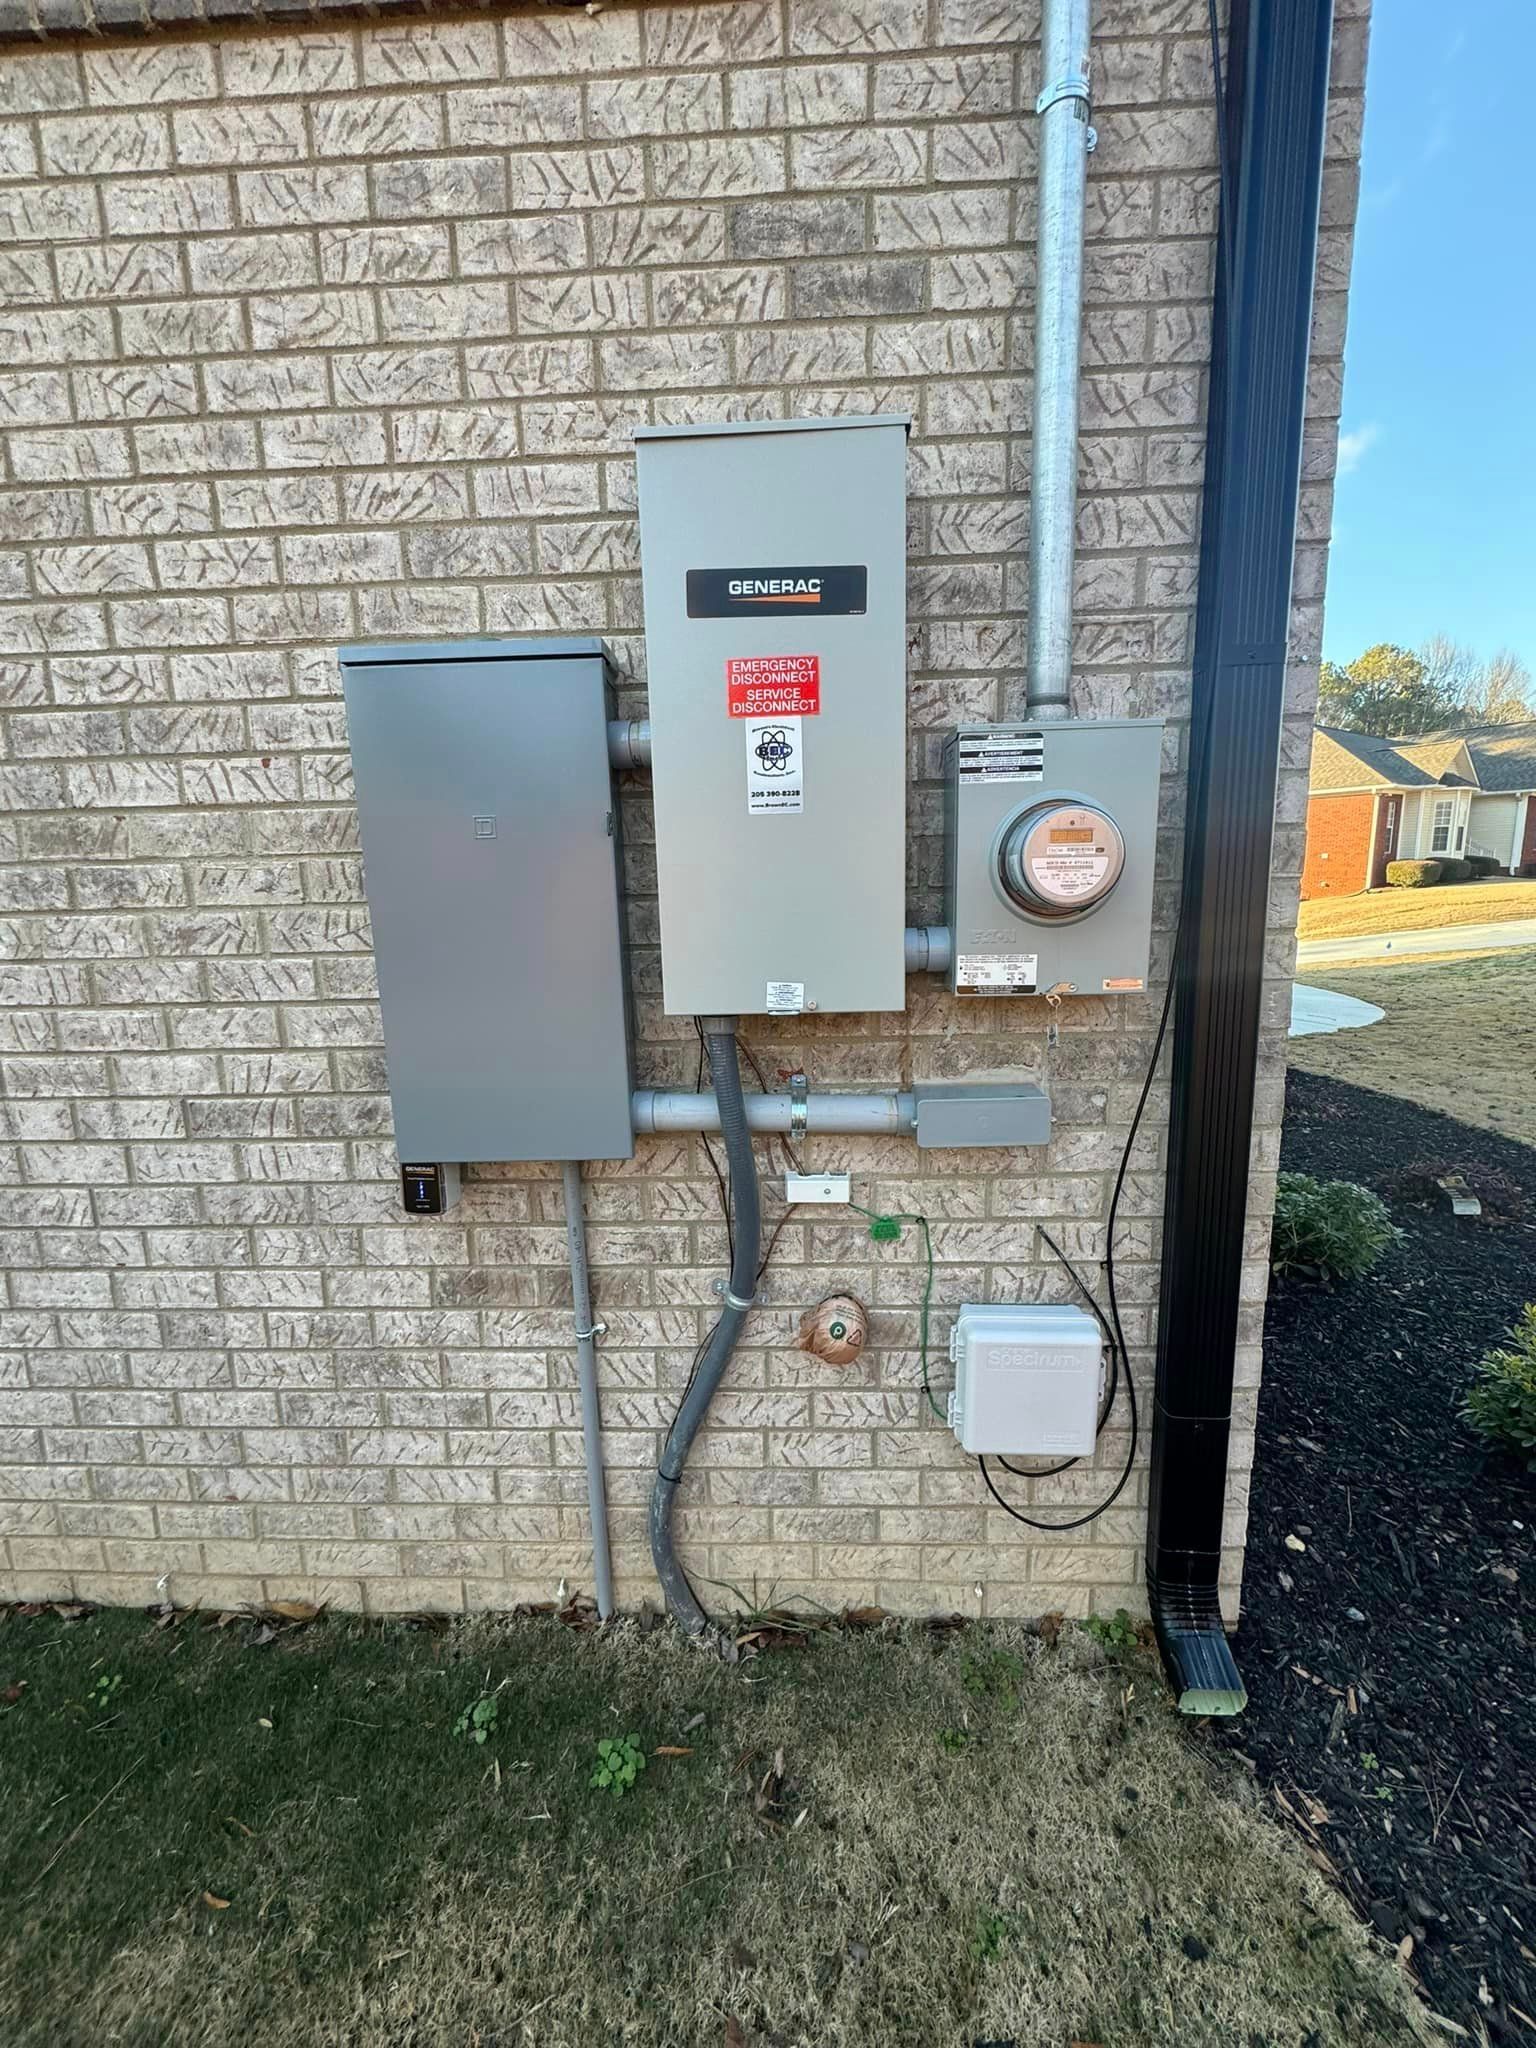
(943, 719, 1164, 998)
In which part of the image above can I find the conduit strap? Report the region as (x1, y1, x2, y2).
(721, 1287, 755, 1313)
(1036, 71, 1097, 150)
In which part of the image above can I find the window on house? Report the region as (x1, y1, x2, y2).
(1430, 799, 1453, 853)
(1456, 823, 1466, 851)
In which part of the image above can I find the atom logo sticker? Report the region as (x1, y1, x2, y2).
(753, 726, 795, 773)
(743, 714, 804, 815)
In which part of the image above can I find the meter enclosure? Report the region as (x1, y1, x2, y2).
(943, 718, 1164, 998)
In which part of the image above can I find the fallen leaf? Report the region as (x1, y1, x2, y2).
(2, 1681, 26, 1706)
(1038, 1610, 1066, 1650)
(725, 2018, 748, 2047)
(653, 1745, 693, 1758)
(1284, 1533, 1307, 1553)
(256, 1717, 273, 1730)
(1397, 1933, 1415, 1967)
(202, 1891, 231, 1911)
(841, 1605, 889, 1630)
(259, 1600, 322, 1626)
(683, 1712, 705, 1733)
(222, 1817, 254, 1838)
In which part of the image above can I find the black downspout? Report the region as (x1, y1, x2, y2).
(1147, 0, 1336, 1713)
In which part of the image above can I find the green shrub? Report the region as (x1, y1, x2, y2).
(1436, 856, 1472, 882)
(1270, 1173, 1400, 1281)
(1466, 855, 1502, 878)
(1462, 1306, 1536, 1466)
(1384, 859, 1442, 888)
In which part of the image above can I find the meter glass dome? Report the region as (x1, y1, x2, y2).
(997, 799, 1127, 919)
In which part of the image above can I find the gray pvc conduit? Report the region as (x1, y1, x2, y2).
(634, 1089, 914, 1136)
(561, 1158, 615, 1621)
(649, 1018, 760, 1633)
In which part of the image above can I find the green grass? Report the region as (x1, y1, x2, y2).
(0, 1606, 1431, 2048)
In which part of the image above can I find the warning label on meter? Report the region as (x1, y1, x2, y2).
(744, 715, 804, 815)
(727, 655, 820, 718)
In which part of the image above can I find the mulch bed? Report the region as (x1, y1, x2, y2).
(1227, 1069, 1536, 2040)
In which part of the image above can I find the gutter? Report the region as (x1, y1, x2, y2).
(1147, 0, 1336, 1715)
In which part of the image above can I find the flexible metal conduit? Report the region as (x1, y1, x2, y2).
(560, 1160, 614, 1621)
(649, 1019, 761, 1633)
(1027, 0, 1094, 720)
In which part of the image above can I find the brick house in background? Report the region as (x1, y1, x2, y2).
(1302, 723, 1536, 900)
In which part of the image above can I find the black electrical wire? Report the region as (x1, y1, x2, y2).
(995, 1225, 1120, 1481)
(984, 10, 1236, 1537)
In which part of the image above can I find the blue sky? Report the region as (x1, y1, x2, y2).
(1322, 0, 1536, 668)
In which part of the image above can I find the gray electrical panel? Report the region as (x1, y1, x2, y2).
(635, 415, 909, 1019)
(943, 719, 1164, 998)
(341, 636, 634, 1165)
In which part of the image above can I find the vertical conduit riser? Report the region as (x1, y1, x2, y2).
(1027, 0, 1094, 721)
(648, 1022, 762, 1633)
(561, 1159, 615, 1621)
(1148, 0, 1336, 1714)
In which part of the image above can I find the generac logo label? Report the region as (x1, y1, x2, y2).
(687, 565, 867, 618)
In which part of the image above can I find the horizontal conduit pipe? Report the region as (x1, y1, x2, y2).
(607, 718, 651, 771)
(633, 1090, 915, 1137)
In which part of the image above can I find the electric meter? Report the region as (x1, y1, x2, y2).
(997, 799, 1126, 920)
(943, 718, 1163, 997)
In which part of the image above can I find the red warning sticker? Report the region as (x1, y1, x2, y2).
(726, 654, 820, 718)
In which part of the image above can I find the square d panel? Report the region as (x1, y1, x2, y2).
(341, 636, 634, 1164)
(635, 416, 909, 1017)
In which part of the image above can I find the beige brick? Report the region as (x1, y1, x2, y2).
(0, 1, 1361, 1626)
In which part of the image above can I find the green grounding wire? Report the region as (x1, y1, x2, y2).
(849, 1203, 943, 1423)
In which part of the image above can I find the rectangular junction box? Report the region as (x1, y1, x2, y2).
(947, 1302, 1104, 1456)
(341, 636, 634, 1167)
(635, 415, 909, 1019)
(943, 718, 1164, 998)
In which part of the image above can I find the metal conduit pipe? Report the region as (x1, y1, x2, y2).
(633, 1089, 916, 1137)
(560, 1159, 615, 1621)
(650, 1019, 761, 1633)
(1026, 0, 1094, 721)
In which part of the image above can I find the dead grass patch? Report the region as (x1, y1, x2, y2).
(1288, 946, 1536, 1144)
(0, 1607, 1431, 2048)
(1297, 877, 1536, 942)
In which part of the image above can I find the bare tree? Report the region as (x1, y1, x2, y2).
(1415, 635, 1534, 728)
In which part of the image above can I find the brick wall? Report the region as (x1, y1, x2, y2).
(1300, 790, 1374, 900)
(0, 0, 1368, 1623)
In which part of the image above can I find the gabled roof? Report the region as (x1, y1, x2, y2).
(1423, 722, 1536, 794)
(1309, 723, 1536, 795)
(1309, 728, 1443, 792)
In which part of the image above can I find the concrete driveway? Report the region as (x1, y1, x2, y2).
(1296, 916, 1536, 967)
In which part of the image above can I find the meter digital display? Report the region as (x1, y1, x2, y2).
(1049, 827, 1095, 844)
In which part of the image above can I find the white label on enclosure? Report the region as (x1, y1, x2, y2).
(956, 953, 1038, 993)
(744, 715, 804, 814)
(766, 981, 805, 1014)
(1031, 847, 1112, 900)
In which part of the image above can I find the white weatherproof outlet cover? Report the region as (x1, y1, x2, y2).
(784, 1172, 852, 1204)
